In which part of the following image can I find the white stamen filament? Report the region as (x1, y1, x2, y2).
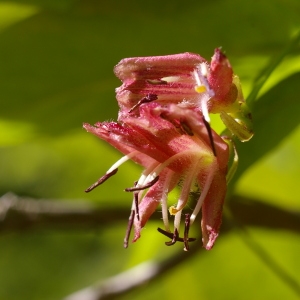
(161, 170, 176, 232)
(201, 95, 211, 124)
(190, 161, 217, 225)
(136, 161, 160, 187)
(193, 64, 215, 124)
(172, 159, 201, 232)
(107, 151, 139, 173)
(174, 209, 183, 234)
(143, 149, 201, 186)
(174, 159, 201, 213)
(193, 69, 201, 86)
(200, 62, 208, 76)
(130, 161, 161, 211)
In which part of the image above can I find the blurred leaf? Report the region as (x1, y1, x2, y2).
(235, 72, 300, 180)
(246, 30, 300, 108)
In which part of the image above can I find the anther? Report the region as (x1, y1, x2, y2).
(125, 176, 159, 192)
(133, 182, 140, 221)
(165, 228, 179, 246)
(157, 227, 196, 245)
(85, 168, 118, 193)
(128, 93, 158, 113)
(184, 214, 191, 251)
(124, 210, 135, 248)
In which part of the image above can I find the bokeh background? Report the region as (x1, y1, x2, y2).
(0, 0, 300, 299)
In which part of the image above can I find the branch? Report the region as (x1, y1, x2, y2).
(2, 193, 299, 299)
(228, 195, 300, 234)
(0, 193, 299, 234)
(64, 239, 203, 300)
(0, 193, 126, 232)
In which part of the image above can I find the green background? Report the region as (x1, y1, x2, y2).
(0, 0, 300, 299)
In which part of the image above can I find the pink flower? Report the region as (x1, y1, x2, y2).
(82, 48, 248, 250)
(114, 48, 238, 124)
(84, 103, 229, 250)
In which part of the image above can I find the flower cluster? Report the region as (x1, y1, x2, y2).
(84, 49, 252, 250)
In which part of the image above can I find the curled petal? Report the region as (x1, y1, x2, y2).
(114, 53, 206, 112)
(83, 121, 167, 166)
(208, 48, 236, 112)
(114, 52, 205, 82)
(201, 168, 227, 250)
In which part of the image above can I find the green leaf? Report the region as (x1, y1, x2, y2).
(235, 72, 300, 181)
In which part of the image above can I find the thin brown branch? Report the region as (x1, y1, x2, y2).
(0, 193, 299, 234)
(0, 193, 126, 232)
(228, 195, 300, 234)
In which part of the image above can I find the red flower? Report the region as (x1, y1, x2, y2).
(83, 48, 252, 250)
(114, 48, 237, 123)
(84, 103, 229, 250)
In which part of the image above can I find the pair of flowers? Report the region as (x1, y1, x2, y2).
(84, 49, 252, 250)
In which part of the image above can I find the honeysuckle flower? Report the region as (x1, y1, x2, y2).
(84, 48, 252, 250)
(114, 48, 253, 141)
(115, 49, 235, 118)
(84, 102, 229, 250)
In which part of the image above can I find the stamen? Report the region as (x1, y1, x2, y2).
(107, 151, 139, 174)
(144, 149, 199, 185)
(128, 93, 158, 113)
(202, 115, 217, 157)
(190, 163, 216, 224)
(124, 210, 135, 248)
(85, 168, 118, 193)
(165, 228, 179, 246)
(124, 176, 159, 192)
(195, 85, 207, 93)
(133, 188, 140, 221)
(157, 227, 196, 244)
(136, 161, 160, 187)
(171, 159, 200, 215)
(200, 96, 211, 124)
(161, 170, 176, 232)
(194, 63, 215, 98)
(184, 214, 191, 251)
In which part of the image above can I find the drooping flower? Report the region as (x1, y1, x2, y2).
(84, 48, 252, 250)
(84, 103, 229, 250)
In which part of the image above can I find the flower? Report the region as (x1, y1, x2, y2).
(114, 48, 253, 142)
(114, 48, 237, 121)
(83, 48, 251, 250)
(84, 102, 229, 250)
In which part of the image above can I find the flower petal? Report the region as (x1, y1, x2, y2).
(208, 48, 237, 112)
(114, 53, 206, 112)
(200, 168, 227, 250)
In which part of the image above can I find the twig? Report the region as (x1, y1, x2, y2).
(0, 192, 127, 232)
(64, 239, 203, 300)
(0, 193, 299, 234)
